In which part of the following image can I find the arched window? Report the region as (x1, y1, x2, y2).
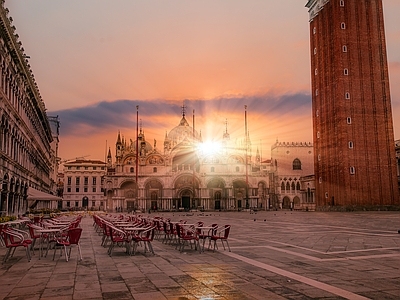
(291, 182, 296, 192)
(293, 158, 302, 170)
(235, 166, 240, 172)
(130, 167, 134, 173)
(153, 167, 157, 173)
(286, 182, 290, 192)
(211, 167, 215, 172)
(281, 182, 285, 191)
(296, 182, 301, 191)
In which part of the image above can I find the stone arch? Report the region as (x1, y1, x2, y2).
(144, 178, 163, 209)
(120, 180, 137, 199)
(293, 196, 301, 207)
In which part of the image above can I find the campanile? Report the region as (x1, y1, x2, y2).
(305, 0, 399, 207)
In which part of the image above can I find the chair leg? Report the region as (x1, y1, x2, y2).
(148, 242, 154, 255)
(108, 243, 114, 256)
(3, 248, 11, 263)
(78, 244, 83, 260)
(64, 245, 69, 262)
(25, 246, 31, 262)
(220, 239, 231, 252)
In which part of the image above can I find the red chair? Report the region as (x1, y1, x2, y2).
(210, 225, 231, 252)
(108, 226, 130, 256)
(0, 223, 7, 246)
(101, 223, 112, 247)
(2, 228, 32, 263)
(53, 228, 83, 262)
(162, 221, 171, 244)
(27, 223, 43, 253)
(131, 226, 156, 255)
(179, 225, 201, 253)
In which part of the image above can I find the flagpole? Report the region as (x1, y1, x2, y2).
(245, 105, 249, 209)
(136, 105, 139, 211)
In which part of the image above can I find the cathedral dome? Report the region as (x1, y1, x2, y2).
(167, 116, 200, 147)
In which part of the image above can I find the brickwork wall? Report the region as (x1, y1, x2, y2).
(309, 0, 399, 206)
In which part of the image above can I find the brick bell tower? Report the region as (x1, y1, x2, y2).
(305, 0, 399, 207)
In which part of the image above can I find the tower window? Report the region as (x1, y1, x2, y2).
(313, 27, 316, 34)
(293, 158, 302, 170)
(315, 89, 319, 96)
(348, 141, 353, 149)
(341, 23, 346, 29)
(314, 48, 317, 55)
(340, 0, 345, 6)
(344, 68, 349, 75)
(350, 166, 355, 174)
(318, 154, 321, 161)
(317, 131, 320, 138)
(343, 45, 347, 52)
(315, 68, 318, 75)
(347, 117, 352, 124)
(319, 177, 322, 183)
(345, 92, 350, 99)
(316, 110, 319, 117)
(130, 167, 134, 173)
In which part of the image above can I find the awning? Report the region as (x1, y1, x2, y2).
(27, 188, 61, 201)
(27, 188, 61, 209)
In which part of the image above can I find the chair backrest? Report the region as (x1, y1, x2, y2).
(143, 226, 155, 241)
(27, 224, 39, 238)
(222, 225, 231, 238)
(3, 229, 24, 245)
(110, 226, 125, 241)
(0, 223, 8, 233)
(68, 228, 83, 245)
(211, 224, 218, 235)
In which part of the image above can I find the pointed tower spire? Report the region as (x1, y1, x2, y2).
(223, 118, 230, 140)
(107, 147, 112, 167)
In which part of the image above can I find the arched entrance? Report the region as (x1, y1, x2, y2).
(293, 196, 300, 209)
(120, 180, 137, 211)
(174, 174, 199, 210)
(207, 178, 226, 210)
(282, 196, 291, 209)
(145, 179, 163, 211)
(215, 191, 221, 210)
(180, 189, 192, 211)
(82, 196, 89, 208)
(233, 180, 248, 209)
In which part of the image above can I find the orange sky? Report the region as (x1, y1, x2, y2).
(6, 0, 400, 161)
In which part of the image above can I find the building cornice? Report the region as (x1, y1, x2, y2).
(305, 0, 330, 21)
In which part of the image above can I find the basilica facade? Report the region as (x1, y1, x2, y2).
(104, 111, 270, 212)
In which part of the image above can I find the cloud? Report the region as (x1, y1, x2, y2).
(49, 92, 312, 137)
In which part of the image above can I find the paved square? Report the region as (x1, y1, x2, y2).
(1, 211, 400, 299)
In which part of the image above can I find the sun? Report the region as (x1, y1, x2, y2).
(196, 140, 222, 156)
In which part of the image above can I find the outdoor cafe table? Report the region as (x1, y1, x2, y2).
(42, 223, 68, 230)
(37, 228, 60, 259)
(4, 219, 29, 228)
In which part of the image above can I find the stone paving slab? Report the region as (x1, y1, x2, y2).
(1, 210, 400, 299)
